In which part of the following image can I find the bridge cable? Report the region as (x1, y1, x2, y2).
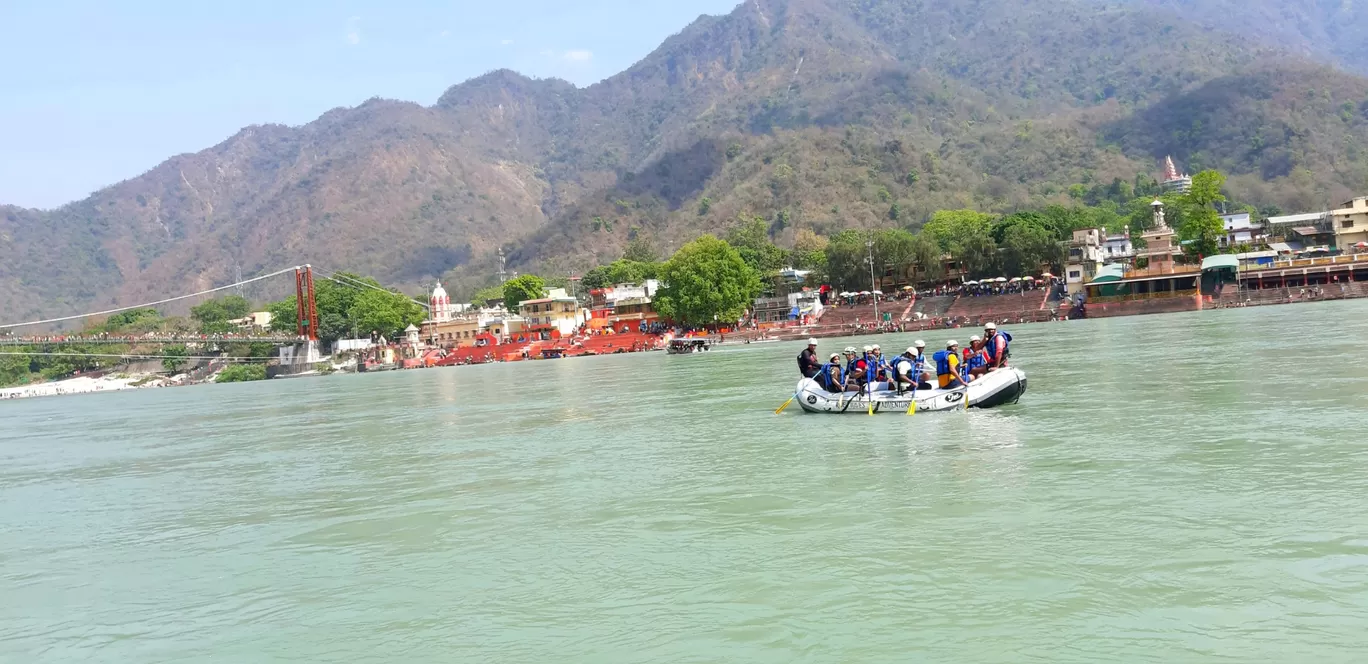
(0, 267, 299, 330)
(314, 267, 431, 310)
(0, 351, 271, 361)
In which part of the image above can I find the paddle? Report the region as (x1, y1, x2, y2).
(866, 379, 874, 416)
(905, 379, 918, 415)
(775, 388, 800, 414)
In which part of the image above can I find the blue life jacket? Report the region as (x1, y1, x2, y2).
(814, 363, 843, 392)
(932, 350, 953, 376)
(985, 331, 1013, 363)
(844, 358, 859, 378)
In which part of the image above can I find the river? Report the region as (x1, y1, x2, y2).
(3, 300, 1367, 662)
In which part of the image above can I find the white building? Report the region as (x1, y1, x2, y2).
(1219, 212, 1258, 249)
(1102, 230, 1134, 262)
(1065, 228, 1106, 295)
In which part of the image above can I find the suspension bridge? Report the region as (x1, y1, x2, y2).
(0, 265, 423, 365)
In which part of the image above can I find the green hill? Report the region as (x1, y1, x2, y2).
(6, 0, 1368, 320)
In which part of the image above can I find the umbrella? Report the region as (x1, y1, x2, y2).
(860, 290, 872, 296)
(1008, 277, 1022, 282)
(902, 285, 914, 290)
(1022, 275, 1035, 280)
(872, 290, 883, 295)
(1040, 272, 1053, 278)
(1355, 242, 1368, 249)
(963, 280, 979, 285)
(995, 277, 1009, 283)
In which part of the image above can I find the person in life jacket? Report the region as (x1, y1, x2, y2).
(933, 340, 967, 389)
(892, 347, 921, 394)
(813, 352, 846, 392)
(869, 344, 891, 383)
(962, 335, 989, 382)
(983, 322, 1011, 370)
(848, 346, 874, 388)
(841, 347, 861, 390)
(908, 340, 933, 390)
(797, 338, 822, 378)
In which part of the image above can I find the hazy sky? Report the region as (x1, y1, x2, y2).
(0, 0, 741, 209)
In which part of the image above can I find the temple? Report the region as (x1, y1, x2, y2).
(1160, 156, 1191, 194)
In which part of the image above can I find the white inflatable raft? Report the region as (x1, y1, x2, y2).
(794, 367, 1027, 414)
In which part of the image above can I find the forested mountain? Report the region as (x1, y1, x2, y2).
(6, 0, 1368, 320)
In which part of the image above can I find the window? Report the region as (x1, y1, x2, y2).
(1068, 270, 1081, 279)
(1343, 219, 1355, 229)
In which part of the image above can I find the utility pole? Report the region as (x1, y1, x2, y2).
(867, 234, 880, 325)
(497, 248, 508, 284)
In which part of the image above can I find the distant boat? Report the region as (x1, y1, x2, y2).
(667, 338, 712, 354)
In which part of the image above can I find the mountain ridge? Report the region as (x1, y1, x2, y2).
(6, 0, 1368, 322)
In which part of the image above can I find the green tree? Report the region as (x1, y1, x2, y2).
(470, 285, 504, 308)
(1000, 222, 1062, 277)
(653, 235, 761, 326)
(910, 232, 944, 283)
(622, 238, 659, 263)
(502, 274, 546, 308)
(348, 289, 426, 339)
(102, 308, 162, 331)
(698, 196, 712, 216)
(921, 209, 997, 253)
(266, 297, 299, 335)
(790, 229, 829, 274)
(725, 216, 788, 273)
(191, 295, 251, 332)
(957, 227, 1001, 278)
(162, 344, 189, 373)
(216, 364, 267, 383)
(824, 229, 870, 290)
(1177, 170, 1228, 258)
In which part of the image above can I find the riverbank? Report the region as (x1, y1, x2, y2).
(0, 374, 156, 400)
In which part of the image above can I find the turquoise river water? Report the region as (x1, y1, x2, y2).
(3, 299, 1368, 663)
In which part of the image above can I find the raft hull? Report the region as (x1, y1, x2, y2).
(794, 367, 1026, 414)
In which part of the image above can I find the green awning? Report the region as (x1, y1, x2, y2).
(1201, 254, 1240, 271)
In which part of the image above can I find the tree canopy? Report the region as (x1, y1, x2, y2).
(653, 235, 761, 326)
(1176, 170, 1229, 258)
(502, 274, 546, 308)
(267, 272, 425, 343)
(190, 295, 251, 334)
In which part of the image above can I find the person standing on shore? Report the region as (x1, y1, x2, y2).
(797, 339, 822, 378)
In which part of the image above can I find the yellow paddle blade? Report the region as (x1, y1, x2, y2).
(775, 395, 795, 414)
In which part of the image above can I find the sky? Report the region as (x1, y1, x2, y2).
(0, 0, 742, 209)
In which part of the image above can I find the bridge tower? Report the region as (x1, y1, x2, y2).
(293, 265, 319, 340)
(282, 265, 322, 367)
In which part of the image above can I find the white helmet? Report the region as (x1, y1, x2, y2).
(947, 340, 959, 347)
(914, 340, 926, 348)
(807, 338, 818, 346)
(829, 352, 840, 360)
(862, 345, 873, 352)
(984, 322, 997, 331)
(905, 347, 919, 355)
(872, 344, 881, 351)
(970, 335, 982, 342)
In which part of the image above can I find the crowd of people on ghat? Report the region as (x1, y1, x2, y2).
(796, 322, 1012, 395)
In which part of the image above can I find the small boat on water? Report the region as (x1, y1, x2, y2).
(358, 361, 399, 372)
(668, 338, 712, 354)
(793, 367, 1027, 413)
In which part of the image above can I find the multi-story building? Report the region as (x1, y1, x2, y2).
(1218, 212, 1259, 249)
(518, 288, 586, 338)
(1102, 230, 1134, 262)
(1329, 197, 1368, 248)
(1065, 228, 1106, 295)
